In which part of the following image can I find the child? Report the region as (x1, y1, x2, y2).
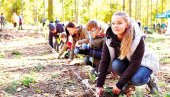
(76, 19, 106, 76)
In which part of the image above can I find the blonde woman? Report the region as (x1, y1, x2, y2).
(96, 11, 160, 96)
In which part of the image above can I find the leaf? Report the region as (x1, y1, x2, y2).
(89, 72, 96, 82)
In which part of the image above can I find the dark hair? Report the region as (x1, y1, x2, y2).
(66, 22, 76, 28)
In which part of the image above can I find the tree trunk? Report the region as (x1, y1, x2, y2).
(43, 0, 46, 18)
(129, 0, 132, 17)
(151, 0, 152, 27)
(95, 0, 98, 19)
(123, 0, 125, 11)
(147, 0, 149, 26)
(62, 0, 64, 21)
(88, 0, 90, 18)
(135, 0, 137, 20)
(48, 0, 53, 22)
(156, 0, 158, 23)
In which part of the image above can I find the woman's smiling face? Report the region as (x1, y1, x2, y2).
(111, 15, 128, 36)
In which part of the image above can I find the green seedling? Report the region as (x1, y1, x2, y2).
(11, 51, 22, 55)
(51, 73, 60, 79)
(4, 81, 19, 94)
(88, 72, 97, 82)
(33, 64, 45, 72)
(0, 53, 5, 58)
(166, 92, 170, 97)
(20, 77, 36, 87)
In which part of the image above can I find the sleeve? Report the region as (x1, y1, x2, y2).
(97, 42, 111, 87)
(88, 49, 102, 59)
(116, 38, 145, 90)
(69, 38, 76, 60)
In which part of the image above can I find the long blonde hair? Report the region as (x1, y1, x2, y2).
(112, 11, 134, 59)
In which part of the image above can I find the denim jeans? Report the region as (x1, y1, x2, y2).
(112, 59, 152, 86)
(74, 43, 89, 55)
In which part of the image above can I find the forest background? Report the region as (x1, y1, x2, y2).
(0, 0, 169, 30)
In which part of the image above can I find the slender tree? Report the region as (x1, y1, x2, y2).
(123, 0, 125, 11)
(48, 0, 53, 22)
(129, 0, 132, 17)
(156, 0, 158, 23)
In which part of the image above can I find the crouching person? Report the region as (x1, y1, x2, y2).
(48, 23, 64, 52)
(96, 11, 161, 97)
(66, 22, 89, 64)
(75, 20, 106, 77)
(57, 29, 72, 59)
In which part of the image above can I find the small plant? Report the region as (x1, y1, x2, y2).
(33, 64, 45, 72)
(20, 77, 36, 87)
(4, 81, 19, 94)
(88, 72, 97, 82)
(100, 86, 119, 97)
(0, 53, 5, 58)
(11, 51, 22, 55)
(166, 92, 170, 97)
(51, 73, 60, 79)
(11, 51, 22, 58)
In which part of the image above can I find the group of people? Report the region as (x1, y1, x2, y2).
(11, 12, 23, 30)
(48, 11, 161, 96)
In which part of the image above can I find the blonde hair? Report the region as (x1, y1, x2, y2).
(112, 11, 133, 59)
(86, 19, 99, 31)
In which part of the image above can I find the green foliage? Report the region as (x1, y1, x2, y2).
(160, 57, 170, 64)
(51, 73, 60, 79)
(132, 88, 144, 97)
(0, 0, 170, 26)
(166, 92, 170, 97)
(88, 72, 96, 82)
(20, 77, 36, 87)
(11, 50, 22, 58)
(0, 52, 5, 58)
(4, 81, 19, 94)
(11, 51, 22, 55)
(33, 64, 45, 72)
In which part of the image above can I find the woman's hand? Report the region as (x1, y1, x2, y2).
(112, 85, 121, 95)
(96, 87, 104, 97)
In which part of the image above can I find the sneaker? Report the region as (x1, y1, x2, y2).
(147, 75, 162, 94)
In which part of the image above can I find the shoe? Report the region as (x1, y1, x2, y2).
(147, 75, 162, 94)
